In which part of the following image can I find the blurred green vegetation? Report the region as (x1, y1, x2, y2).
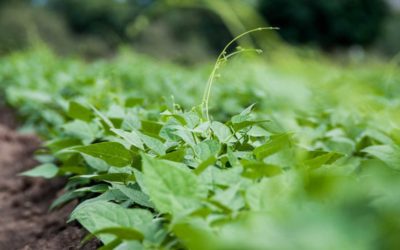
(0, 0, 399, 60)
(259, 0, 388, 48)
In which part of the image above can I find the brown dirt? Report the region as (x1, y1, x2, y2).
(0, 109, 99, 249)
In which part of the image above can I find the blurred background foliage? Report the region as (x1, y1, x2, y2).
(0, 0, 399, 61)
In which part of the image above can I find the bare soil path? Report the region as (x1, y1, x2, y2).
(0, 107, 98, 250)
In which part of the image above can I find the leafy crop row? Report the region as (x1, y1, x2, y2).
(1, 42, 400, 249)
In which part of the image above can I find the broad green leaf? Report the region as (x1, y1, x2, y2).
(194, 140, 221, 161)
(212, 184, 244, 212)
(227, 147, 240, 167)
(139, 133, 167, 156)
(107, 104, 126, 119)
(58, 166, 87, 175)
(363, 145, 400, 170)
(172, 218, 217, 250)
(133, 169, 148, 195)
(231, 104, 255, 123)
(232, 120, 269, 132)
(142, 154, 206, 215)
(113, 184, 154, 208)
(68, 101, 92, 121)
(83, 227, 144, 243)
(181, 111, 200, 128)
(254, 133, 292, 160)
(70, 201, 156, 244)
(62, 120, 99, 144)
(161, 148, 186, 162)
(173, 127, 196, 146)
(46, 138, 82, 154)
(76, 173, 135, 183)
(194, 156, 217, 175)
(20, 163, 58, 178)
(111, 128, 144, 150)
(245, 174, 295, 211)
(211, 121, 232, 143)
(83, 153, 109, 172)
(141, 120, 162, 135)
(125, 97, 144, 107)
(303, 151, 343, 169)
(122, 114, 141, 131)
(50, 190, 85, 210)
(75, 189, 129, 209)
(72, 142, 133, 167)
(247, 125, 270, 137)
(241, 160, 282, 179)
(91, 105, 114, 129)
(75, 184, 109, 194)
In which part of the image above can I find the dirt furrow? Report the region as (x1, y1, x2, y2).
(0, 108, 98, 250)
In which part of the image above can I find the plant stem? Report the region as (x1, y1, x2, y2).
(201, 27, 278, 121)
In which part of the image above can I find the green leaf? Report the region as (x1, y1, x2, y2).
(254, 133, 292, 160)
(75, 184, 109, 194)
(211, 121, 232, 143)
(91, 105, 114, 129)
(172, 218, 216, 250)
(139, 133, 167, 156)
(173, 127, 196, 146)
(68, 101, 92, 121)
(142, 154, 206, 215)
(125, 97, 144, 107)
(58, 166, 87, 175)
(62, 120, 99, 144)
(232, 120, 269, 132)
(76, 173, 135, 183)
(70, 201, 155, 244)
(111, 128, 144, 150)
(194, 140, 221, 161)
(141, 120, 162, 135)
(160, 148, 186, 162)
(363, 145, 400, 170)
(50, 190, 85, 210)
(194, 156, 217, 175)
(72, 142, 133, 167)
(241, 160, 282, 179)
(303, 151, 343, 169)
(212, 184, 244, 211)
(46, 138, 82, 154)
(231, 104, 255, 123)
(113, 184, 154, 208)
(83, 154, 110, 172)
(83, 227, 144, 243)
(75, 190, 128, 209)
(20, 163, 58, 178)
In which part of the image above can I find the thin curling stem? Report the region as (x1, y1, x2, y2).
(201, 27, 278, 121)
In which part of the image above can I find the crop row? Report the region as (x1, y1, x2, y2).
(1, 47, 400, 249)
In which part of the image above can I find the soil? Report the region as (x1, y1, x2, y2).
(0, 107, 99, 250)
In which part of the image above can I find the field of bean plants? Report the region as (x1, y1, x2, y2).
(1, 32, 400, 249)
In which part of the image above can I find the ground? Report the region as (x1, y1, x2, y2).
(0, 107, 98, 250)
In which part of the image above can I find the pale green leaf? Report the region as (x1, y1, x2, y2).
(72, 142, 132, 167)
(111, 128, 144, 150)
(363, 145, 400, 170)
(20, 163, 58, 178)
(142, 154, 206, 215)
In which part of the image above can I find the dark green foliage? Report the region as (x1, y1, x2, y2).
(0, 4, 72, 55)
(258, 0, 388, 48)
(49, 0, 143, 46)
